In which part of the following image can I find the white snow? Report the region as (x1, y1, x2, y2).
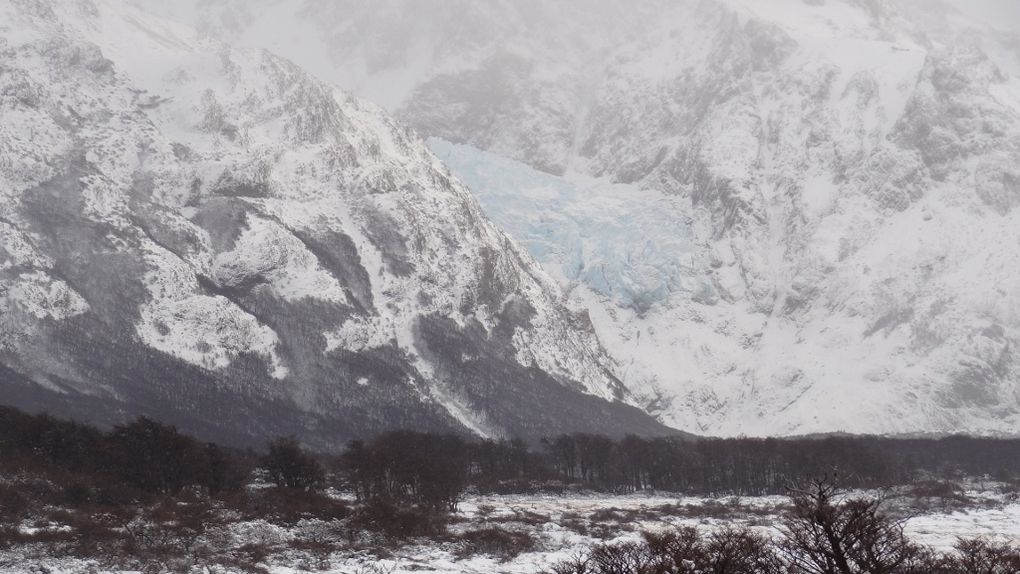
(6, 0, 1020, 438)
(5, 271, 89, 320)
(1, 0, 642, 435)
(213, 215, 350, 305)
(297, 491, 1020, 573)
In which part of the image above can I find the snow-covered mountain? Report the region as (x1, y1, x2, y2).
(127, 0, 1020, 436)
(0, 0, 670, 447)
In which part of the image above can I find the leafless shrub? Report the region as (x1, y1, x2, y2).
(455, 526, 537, 562)
(899, 480, 974, 514)
(950, 538, 1020, 574)
(225, 489, 349, 526)
(780, 476, 925, 574)
(348, 500, 449, 542)
(547, 525, 783, 574)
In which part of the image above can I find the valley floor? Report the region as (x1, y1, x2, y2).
(9, 489, 1019, 574)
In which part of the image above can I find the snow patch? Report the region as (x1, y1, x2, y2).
(213, 215, 350, 305)
(138, 241, 287, 378)
(5, 271, 89, 320)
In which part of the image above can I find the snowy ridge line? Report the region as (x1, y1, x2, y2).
(0, 0, 666, 443)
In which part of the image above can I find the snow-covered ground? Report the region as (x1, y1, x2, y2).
(297, 490, 1020, 574)
(12, 490, 1014, 574)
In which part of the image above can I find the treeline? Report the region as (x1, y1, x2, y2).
(341, 432, 1020, 510)
(4, 405, 1016, 572)
(0, 406, 248, 500)
(0, 406, 349, 570)
(4, 405, 1020, 504)
(521, 433, 1020, 495)
(343, 431, 1020, 504)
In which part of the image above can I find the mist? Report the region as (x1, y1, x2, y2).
(945, 0, 1020, 32)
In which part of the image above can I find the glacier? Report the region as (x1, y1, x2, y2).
(9, 0, 1020, 438)
(0, 0, 669, 446)
(428, 139, 712, 313)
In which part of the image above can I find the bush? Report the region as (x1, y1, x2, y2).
(950, 538, 1020, 574)
(548, 525, 782, 574)
(262, 437, 325, 493)
(95, 482, 149, 507)
(908, 479, 965, 500)
(228, 489, 348, 526)
(107, 418, 215, 495)
(66, 510, 122, 557)
(780, 476, 925, 573)
(904, 479, 972, 513)
(209, 542, 272, 574)
(0, 484, 30, 521)
(456, 526, 537, 562)
(61, 481, 94, 508)
(701, 527, 783, 573)
(343, 432, 469, 511)
(349, 500, 449, 540)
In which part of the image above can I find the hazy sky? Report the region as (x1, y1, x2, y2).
(946, 0, 1020, 33)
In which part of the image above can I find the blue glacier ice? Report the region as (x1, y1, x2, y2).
(430, 138, 711, 312)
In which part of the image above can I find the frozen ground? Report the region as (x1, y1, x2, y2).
(315, 491, 1020, 574)
(13, 490, 1012, 574)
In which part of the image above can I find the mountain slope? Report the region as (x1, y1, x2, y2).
(0, 0, 668, 447)
(134, 0, 1020, 436)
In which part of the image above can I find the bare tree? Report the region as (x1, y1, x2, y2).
(780, 475, 924, 574)
(951, 538, 1020, 574)
(262, 437, 324, 493)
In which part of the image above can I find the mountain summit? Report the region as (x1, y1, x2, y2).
(144, 0, 1020, 436)
(6, 0, 1020, 439)
(0, 0, 667, 446)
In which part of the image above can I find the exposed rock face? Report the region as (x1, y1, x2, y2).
(0, 0, 668, 447)
(138, 0, 1020, 435)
